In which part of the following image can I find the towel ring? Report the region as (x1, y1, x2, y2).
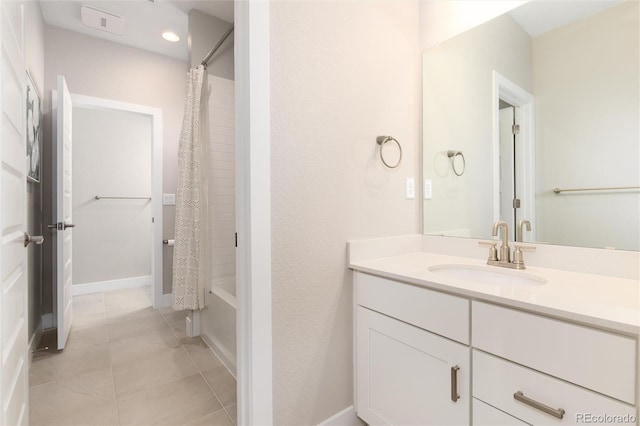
(447, 150, 465, 176)
(377, 136, 402, 169)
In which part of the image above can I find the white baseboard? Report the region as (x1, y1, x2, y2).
(318, 406, 364, 426)
(72, 276, 152, 296)
(156, 293, 172, 308)
(200, 331, 237, 379)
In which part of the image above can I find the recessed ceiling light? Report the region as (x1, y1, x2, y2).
(162, 32, 180, 42)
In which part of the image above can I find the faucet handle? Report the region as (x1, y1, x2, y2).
(512, 244, 536, 269)
(478, 241, 498, 262)
(514, 243, 536, 251)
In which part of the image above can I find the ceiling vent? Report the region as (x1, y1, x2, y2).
(80, 5, 125, 35)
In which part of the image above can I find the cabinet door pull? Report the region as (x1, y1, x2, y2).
(450, 365, 460, 402)
(513, 391, 565, 419)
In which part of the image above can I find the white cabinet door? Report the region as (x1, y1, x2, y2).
(356, 306, 470, 425)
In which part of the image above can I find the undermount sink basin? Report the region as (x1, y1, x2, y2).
(428, 264, 547, 286)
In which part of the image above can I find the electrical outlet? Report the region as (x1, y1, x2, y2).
(406, 178, 415, 200)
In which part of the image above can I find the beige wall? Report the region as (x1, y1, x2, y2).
(534, 1, 639, 250)
(270, 1, 420, 423)
(43, 26, 187, 294)
(422, 13, 532, 239)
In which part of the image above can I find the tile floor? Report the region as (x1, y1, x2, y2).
(29, 287, 237, 426)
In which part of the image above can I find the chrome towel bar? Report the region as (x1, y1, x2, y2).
(95, 195, 151, 200)
(553, 186, 639, 194)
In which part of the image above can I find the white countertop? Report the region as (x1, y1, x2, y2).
(350, 250, 640, 335)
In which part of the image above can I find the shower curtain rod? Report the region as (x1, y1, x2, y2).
(201, 24, 234, 68)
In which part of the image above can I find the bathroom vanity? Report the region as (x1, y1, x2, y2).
(349, 235, 639, 426)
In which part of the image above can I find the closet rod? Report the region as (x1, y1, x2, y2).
(201, 24, 234, 68)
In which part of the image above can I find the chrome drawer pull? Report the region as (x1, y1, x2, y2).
(450, 366, 460, 402)
(514, 391, 565, 419)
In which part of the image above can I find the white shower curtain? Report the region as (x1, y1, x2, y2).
(173, 66, 208, 311)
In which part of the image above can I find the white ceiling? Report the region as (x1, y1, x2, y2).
(509, 0, 623, 37)
(39, 0, 623, 62)
(39, 0, 233, 61)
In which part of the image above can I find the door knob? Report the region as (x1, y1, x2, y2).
(63, 223, 75, 229)
(24, 233, 45, 247)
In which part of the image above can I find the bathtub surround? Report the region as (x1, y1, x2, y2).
(201, 75, 237, 374)
(206, 76, 237, 289)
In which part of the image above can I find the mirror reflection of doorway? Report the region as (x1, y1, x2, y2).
(493, 71, 535, 243)
(499, 101, 519, 233)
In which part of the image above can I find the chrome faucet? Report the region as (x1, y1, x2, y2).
(479, 220, 535, 270)
(492, 220, 510, 264)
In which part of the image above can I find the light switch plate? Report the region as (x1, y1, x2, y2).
(406, 178, 415, 200)
(424, 179, 432, 199)
(163, 193, 176, 205)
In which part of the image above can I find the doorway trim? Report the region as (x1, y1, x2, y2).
(235, 1, 273, 424)
(69, 94, 166, 308)
(492, 71, 536, 241)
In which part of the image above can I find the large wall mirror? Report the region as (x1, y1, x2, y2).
(422, 0, 639, 251)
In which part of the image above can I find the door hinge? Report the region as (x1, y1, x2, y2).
(513, 198, 521, 208)
(235, 232, 238, 248)
(512, 124, 520, 135)
(152, 217, 155, 223)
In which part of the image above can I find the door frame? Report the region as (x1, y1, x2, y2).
(492, 71, 536, 241)
(68, 94, 166, 308)
(235, 1, 273, 424)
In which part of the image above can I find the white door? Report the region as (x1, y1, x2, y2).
(356, 307, 470, 425)
(55, 76, 73, 350)
(0, 2, 29, 424)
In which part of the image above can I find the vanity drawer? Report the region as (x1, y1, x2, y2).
(473, 350, 637, 425)
(473, 398, 528, 425)
(472, 301, 636, 404)
(355, 272, 469, 344)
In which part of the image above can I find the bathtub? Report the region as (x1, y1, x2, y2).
(201, 276, 236, 376)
